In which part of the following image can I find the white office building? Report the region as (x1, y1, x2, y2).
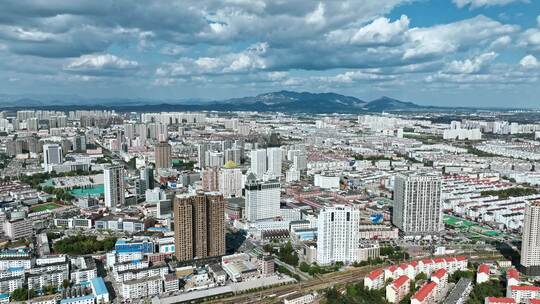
(43, 144, 63, 171)
(314, 174, 340, 189)
(244, 173, 280, 221)
(317, 205, 360, 265)
(250, 149, 267, 178)
(219, 168, 243, 198)
(205, 151, 224, 168)
(293, 154, 308, 171)
(266, 147, 282, 178)
(104, 165, 125, 209)
(392, 172, 442, 238)
(521, 201, 540, 276)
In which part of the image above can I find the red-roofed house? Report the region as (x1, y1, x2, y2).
(506, 268, 520, 289)
(431, 268, 448, 301)
(507, 285, 540, 303)
(529, 299, 540, 304)
(433, 258, 446, 269)
(455, 256, 468, 270)
(364, 269, 384, 290)
(399, 263, 416, 279)
(477, 264, 490, 284)
(386, 275, 411, 303)
(484, 297, 516, 304)
(411, 281, 438, 304)
(385, 265, 403, 281)
(420, 259, 436, 276)
(444, 257, 458, 272)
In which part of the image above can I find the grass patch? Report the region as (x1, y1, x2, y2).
(30, 203, 61, 212)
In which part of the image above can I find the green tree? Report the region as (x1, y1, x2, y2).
(468, 281, 505, 304)
(449, 270, 474, 283)
(11, 288, 28, 301)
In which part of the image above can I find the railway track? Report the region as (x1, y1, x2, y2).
(207, 252, 503, 304)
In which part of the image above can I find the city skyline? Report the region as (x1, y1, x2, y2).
(0, 1, 539, 107)
(2, 1, 540, 303)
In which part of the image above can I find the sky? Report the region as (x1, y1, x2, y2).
(0, 0, 539, 107)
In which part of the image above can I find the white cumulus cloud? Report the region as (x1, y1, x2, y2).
(64, 54, 139, 76)
(444, 52, 498, 74)
(350, 15, 410, 46)
(453, 0, 526, 9)
(520, 54, 539, 68)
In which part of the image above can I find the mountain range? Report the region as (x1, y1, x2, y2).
(0, 90, 514, 113)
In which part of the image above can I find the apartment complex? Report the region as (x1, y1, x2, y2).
(154, 141, 172, 169)
(316, 205, 360, 265)
(521, 201, 540, 276)
(393, 172, 442, 238)
(173, 192, 225, 261)
(104, 165, 125, 209)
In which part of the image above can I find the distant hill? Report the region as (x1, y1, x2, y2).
(363, 96, 424, 112)
(0, 90, 518, 113)
(217, 90, 368, 113)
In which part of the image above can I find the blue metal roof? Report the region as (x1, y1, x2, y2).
(60, 295, 95, 304)
(91, 277, 108, 296)
(7, 267, 23, 272)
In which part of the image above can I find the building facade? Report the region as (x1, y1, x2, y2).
(104, 165, 125, 209)
(173, 192, 225, 261)
(316, 205, 360, 265)
(521, 201, 540, 276)
(154, 142, 172, 169)
(392, 172, 442, 237)
(244, 173, 281, 221)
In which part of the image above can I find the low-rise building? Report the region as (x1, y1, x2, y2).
(386, 275, 410, 303)
(120, 276, 163, 300)
(411, 281, 438, 304)
(283, 292, 315, 304)
(507, 285, 540, 303)
(477, 264, 490, 284)
(364, 269, 384, 290)
(221, 253, 259, 282)
(485, 298, 516, 304)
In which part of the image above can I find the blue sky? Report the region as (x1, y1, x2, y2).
(0, 0, 539, 107)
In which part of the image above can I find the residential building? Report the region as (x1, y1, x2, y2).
(250, 149, 267, 178)
(154, 142, 172, 169)
(104, 165, 125, 209)
(365, 269, 385, 290)
(3, 218, 33, 240)
(202, 167, 219, 192)
(316, 205, 360, 265)
(477, 264, 490, 284)
(411, 281, 438, 304)
(218, 167, 243, 198)
(392, 172, 442, 237)
(173, 192, 225, 261)
(521, 201, 540, 276)
(386, 275, 410, 303)
(266, 147, 282, 178)
(120, 276, 162, 300)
